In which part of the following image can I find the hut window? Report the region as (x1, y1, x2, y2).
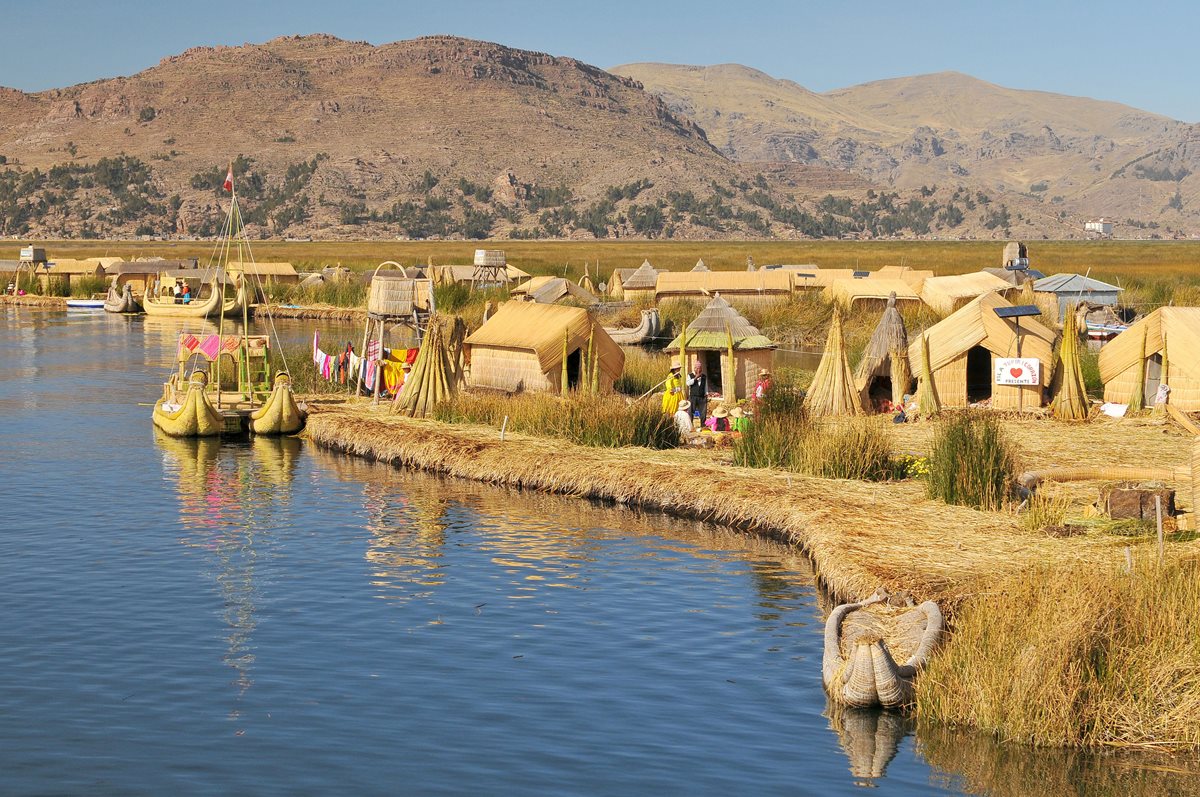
(566, 348, 582, 391)
(1145, 353, 1163, 397)
(967, 346, 992, 402)
(702, 350, 723, 390)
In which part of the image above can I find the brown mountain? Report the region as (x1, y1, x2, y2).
(0, 35, 776, 239)
(614, 63, 1200, 236)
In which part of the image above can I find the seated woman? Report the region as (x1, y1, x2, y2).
(180, 284, 192, 304)
(730, 405, 750, 432)
(704, 406, 731, 432)
(673, 400, 694, 439)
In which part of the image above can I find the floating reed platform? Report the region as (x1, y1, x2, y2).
(255, 302, 368, 322)
(304, 404, 1137, 606)
(1, 294, 68, 308)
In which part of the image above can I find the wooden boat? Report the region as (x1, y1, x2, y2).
(822, 588, 943, 708)
(65, 298, 105, 309)
(152, 371, 223, 437)
(250, 372, 306, 435)
(104, 283, 141, 313)
(603, 308, 660, 345)
(143, 274, 246, 319)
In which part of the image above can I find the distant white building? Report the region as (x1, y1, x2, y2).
(1085, 218, 1114, 237)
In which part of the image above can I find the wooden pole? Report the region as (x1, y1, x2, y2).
(1156, 495, 1164, 563)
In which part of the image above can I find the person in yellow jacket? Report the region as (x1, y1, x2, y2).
(661, 360, 684, 414)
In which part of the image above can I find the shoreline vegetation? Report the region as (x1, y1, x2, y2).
(304, 400, 1200, 751)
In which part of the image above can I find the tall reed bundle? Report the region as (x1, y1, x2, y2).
(1127, 325, 1147, 413)
(855, 293, 910, 407)
(916, 333, 941, 417)
(1050, 304, 1090, 420)
(806, 307, 863, 417)
(393, 315, 462, 418)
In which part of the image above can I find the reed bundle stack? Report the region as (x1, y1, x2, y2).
(855, 293, 911, 408)
(393, 315, 464, 418)
(1050, 304, 1090, 420)
(806, 307, 863, 417)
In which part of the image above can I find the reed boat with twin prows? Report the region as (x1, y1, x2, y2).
(142, 271, 246, 319)
(104, 283, 141, 313)
(822, 588, 943, 708)
(250, 372, 306, 435)
(152, 371, 223, 437)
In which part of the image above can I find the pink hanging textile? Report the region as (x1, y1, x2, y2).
(197, 334, 222, 360)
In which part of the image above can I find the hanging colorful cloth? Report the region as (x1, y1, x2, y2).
(312, 330, 320, 361)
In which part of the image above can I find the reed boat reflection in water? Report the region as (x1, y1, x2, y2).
(154, 431, 300, 706)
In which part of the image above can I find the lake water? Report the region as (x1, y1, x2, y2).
(2, 307, 1195, 796)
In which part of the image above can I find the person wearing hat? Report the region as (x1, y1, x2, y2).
(730, 405, 749, 433)
(704, 405, 731, 432)
(686, 360, 709, 421)
(661, 358, 684, 415)
(753, 370, 772, 403)
(673, 399, 694, 438)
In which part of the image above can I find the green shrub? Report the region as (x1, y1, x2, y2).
(925, 411, 1018, 510)
(69, 275, 107, 298)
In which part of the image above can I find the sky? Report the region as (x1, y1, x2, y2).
(1, 0, 1196, 122)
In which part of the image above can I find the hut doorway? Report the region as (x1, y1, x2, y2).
(702, 350, 723, 393)
(966, 346, 992, 402)
(1145, 353, 1163, 398)
(565, 348, 582, 391)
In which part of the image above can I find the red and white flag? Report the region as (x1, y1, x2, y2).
(222, 164, 233, 192)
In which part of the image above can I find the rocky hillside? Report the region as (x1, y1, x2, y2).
(0, 35, 1160, 241)
(613, 64, 1200, 237)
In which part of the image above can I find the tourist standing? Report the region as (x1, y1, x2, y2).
(687, 360, 708, 421)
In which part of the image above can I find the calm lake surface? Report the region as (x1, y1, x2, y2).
(2, 307, 1195, 796)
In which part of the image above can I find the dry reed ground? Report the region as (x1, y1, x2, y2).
(303, 403, 1165, 608)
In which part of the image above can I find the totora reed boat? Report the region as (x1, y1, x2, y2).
(104, 283, 142, 313)
(148, 161, 306, 437)
(822, 588, 943, 708)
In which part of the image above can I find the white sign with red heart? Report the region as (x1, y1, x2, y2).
(995, 357, 1040, 385)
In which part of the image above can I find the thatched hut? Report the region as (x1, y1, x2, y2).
(37, 259, 104, 292)
(691, 258, 710, 272)
(919, 272, 1014, 316)
(855, 294, 911, 409)
(228, 261, 299, 286)
(617, 259, 661, 303)
(655, 270, 793, 309)
(464, 303, 623, 393)
(873, 265, 934, 292)
(1099, 307, 1200, 411)
(510, 276, 597, 305)
(106, 260, 198, 294)
(826, 278, 921, 312)
(907, 292, 1057, 410)
(663, 294, 775, 400)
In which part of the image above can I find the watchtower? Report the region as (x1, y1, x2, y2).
(471, 249, 507, 290)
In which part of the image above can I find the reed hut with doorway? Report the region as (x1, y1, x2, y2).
(907, 292, 1057, 410)
(919, 272, 1014, 316)
(1099, 307, 1200, 411)
(37, 259, 104, 292)
(854, 293, 911, 409)
(663, 293, 775, 401)
(510, 275, 597, 305)
(827, 277, 921, 312)
(464, 302, 623, 394)
(656, 270, 793, 309)
(615, 259, 662, 302)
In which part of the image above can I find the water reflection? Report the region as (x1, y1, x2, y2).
(828, 704, 913, 787)
(156, 432, 300, 704)
(919, 723, 1200, 796)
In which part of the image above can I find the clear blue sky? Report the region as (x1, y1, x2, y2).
(2, 0, 1196, 121)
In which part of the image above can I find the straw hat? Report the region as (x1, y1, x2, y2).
(730, 406, 744, 418)
(713, 406, 729, 418)
(670, 358, 681, 371)
(758, 370, 771, 378)
(678, 400, 691, 411)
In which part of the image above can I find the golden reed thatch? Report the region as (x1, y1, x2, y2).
(806, 307, 863, 417)
(855, 293, 910, 408)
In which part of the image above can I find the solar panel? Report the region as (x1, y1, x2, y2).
(794, 273, 815, 279)
(993, 305, 1042, 319)
(852, 270, 870, 278)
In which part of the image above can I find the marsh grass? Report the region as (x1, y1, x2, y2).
(926, 412, 1019, 510)
(1020, 491, 1071, 533)
(733, 384, 899, 480)
(1078, 348, 1104, 399)
(433, 391, 680, 449)
(69, 275, 107, 298)
(917, 553, 1200, 749)
(614, 347, 672, 397)
(270, 280, 367, 308)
